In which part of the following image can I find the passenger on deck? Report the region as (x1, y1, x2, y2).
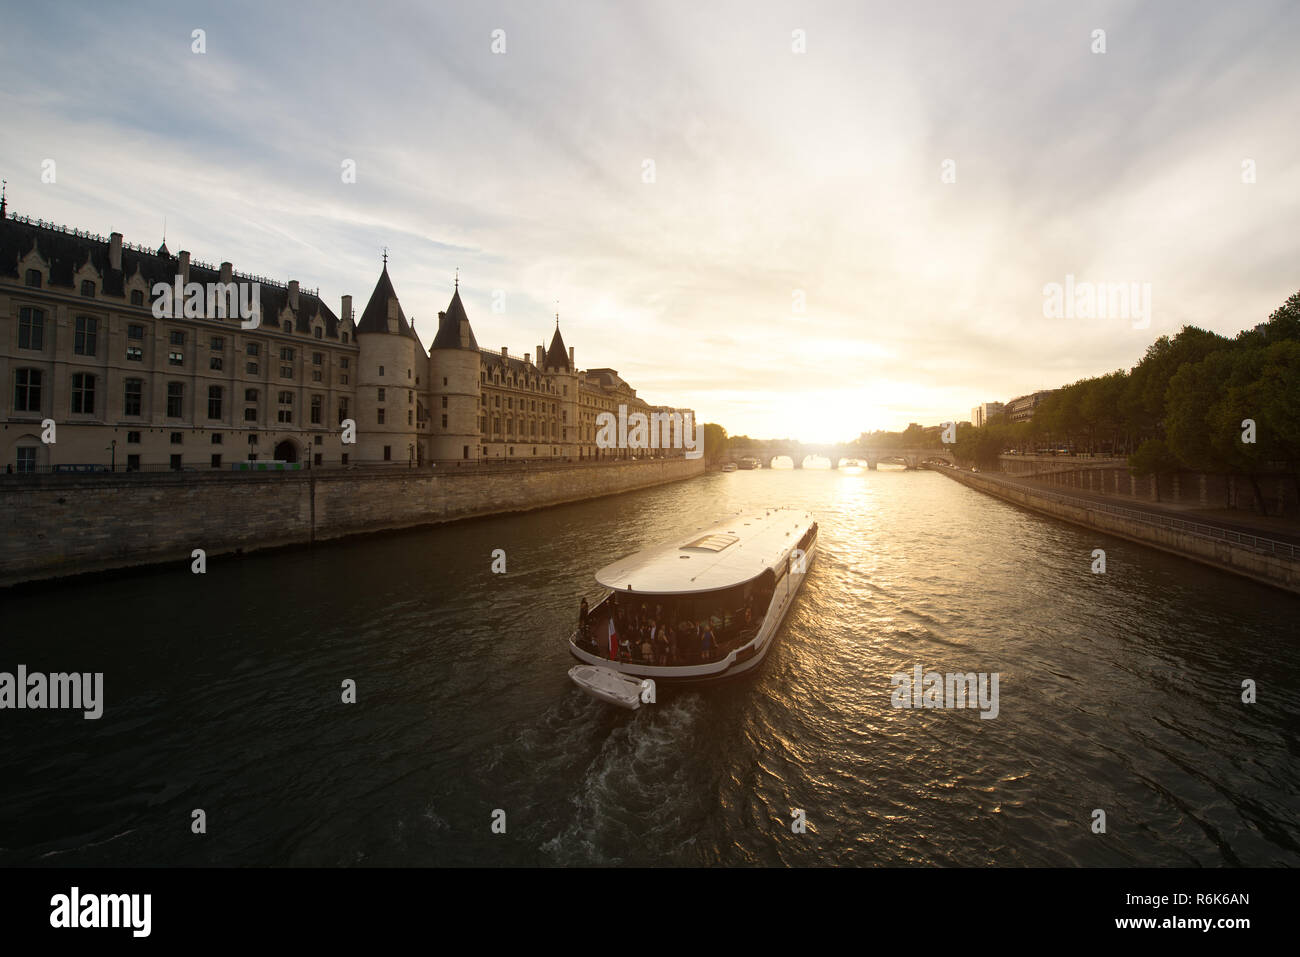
(700, 621, 715, 662)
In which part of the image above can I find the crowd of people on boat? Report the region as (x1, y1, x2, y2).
(576, 589, 769, 667)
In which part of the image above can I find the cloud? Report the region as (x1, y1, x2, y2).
(1, 0, 1296, 437)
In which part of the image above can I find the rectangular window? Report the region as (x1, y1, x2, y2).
(210, 356, 223, 370)
(379, 365, 385, 376)
(170, 454, 182, 471)
(244, 407, 257, 422)
(14, 369, 42, 412)
(81, 280, 95, 297)
(128, 323, 145, 339)
(211, 433, 223, 445)
(378, 388, 386, 402)
(377, 408, 386, 424)
(18, 307, 44, 350)
(311, 370, 322, 382)
(171, 432, 183, 445)
(169, 351, 184, 366)
(208, 386, 223, 420)
(383, 446, 391, 461)
(246, 342, 261, 356)
(314, 453, 322, 465)
(245, 390, 259, 402)
(167, 382, 184, 418)
(211, 454, 222, 469)
(408, 390, 413, 404)
(280, 347, 294, 361)
(74, 316, 98, 356)
(16, 448, 37, 473)
(71, 373, 96, 414)
(130, 290, 144, 306)
(340, 358, 349, 369)
(408, 410, 413, 425)
(310, 395, 322, 425)
(277, 391, 293, 424)
(338, 399, 349, 425)
(124, 378, 143, 416)
(170, 331, 185, 346)
(341, 453, 349, 465)
(314, 328, 322, 340)
(127, 431, 141, 444)
(340, 374, 348, 385)
(280, 365, 293, 378)
(312, 352, 322, 365)
(246, 362, 259, 375)
(126, 453, 140, 471)
(211, 336, 225, 351)
(25, 269, 42, 288)
(127, 346, 143, 362)
(441, 414, 448, 428)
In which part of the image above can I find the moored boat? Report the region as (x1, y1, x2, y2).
(721, 462, 738, 472)
(568, 508, 818, 684)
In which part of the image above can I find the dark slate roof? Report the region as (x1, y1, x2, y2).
(0, 214, 344, 337)
(431, 288, 479, 350)
(545, 324, 571, 370)
(355, 265, 421, 344)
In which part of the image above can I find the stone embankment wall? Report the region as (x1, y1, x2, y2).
(0, 457, 705, 586)
(934, 466, 1299, 595)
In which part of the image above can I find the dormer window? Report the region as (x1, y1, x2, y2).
(130, 289, 144, 306)
(282, 321, 291, 333)
(314, 326, 322, 339)
(80, 280, 95, 297)
(342, 333, 349, 344)
(25, 269, 41, 288)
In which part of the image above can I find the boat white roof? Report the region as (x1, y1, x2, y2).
(595, 508, 815, 595)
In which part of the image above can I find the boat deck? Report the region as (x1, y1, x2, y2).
(575, 593, 761, 666)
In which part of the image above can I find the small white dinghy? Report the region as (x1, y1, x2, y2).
(568, 665, 647, 710)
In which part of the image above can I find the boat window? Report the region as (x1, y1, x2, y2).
(681, 533, 739, 552)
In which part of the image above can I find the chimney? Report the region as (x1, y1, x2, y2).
(288, 280, 300, 311)
(387, 297, 398, 333)
(537, 345, 544, 366)
(568, 346, 575, 369)
(178, 250, 190, 284)
(501, 346, 508, 358)
(342, 294, 352, 324)
(220, 261, 233, 284)
(109, 232, 122, 271)
(524, 353, 531, 365)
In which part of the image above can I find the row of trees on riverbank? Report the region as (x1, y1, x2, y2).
(958, 290, 1300, 510)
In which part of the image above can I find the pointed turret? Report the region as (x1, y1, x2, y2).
(431, 285, 478, 350)
(545, 321, 571, 371)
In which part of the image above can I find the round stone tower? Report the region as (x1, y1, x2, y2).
(427, 280, 481, 461)
(353, 264, 424, 465)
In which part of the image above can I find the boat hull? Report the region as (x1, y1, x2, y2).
(567, 535, 817, 684)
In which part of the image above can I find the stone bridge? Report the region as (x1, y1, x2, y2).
(732, 445, 955, 470)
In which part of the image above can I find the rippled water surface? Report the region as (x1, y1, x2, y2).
(1, 467, 1297, 866)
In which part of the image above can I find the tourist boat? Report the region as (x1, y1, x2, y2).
(568, 665, 647, 710)
(721, 462, 738, 472)
(737, 456, 759, 470)
(567, 508, 818, 684)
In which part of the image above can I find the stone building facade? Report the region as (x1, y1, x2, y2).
(0, 208, 693, 472)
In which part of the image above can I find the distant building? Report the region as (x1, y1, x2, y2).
(0, 206, 692, 472)
(969, 402, 1005, 428)
(1005, 390, 1055, 423)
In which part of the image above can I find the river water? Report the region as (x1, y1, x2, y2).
(1, 466, 1296, 866)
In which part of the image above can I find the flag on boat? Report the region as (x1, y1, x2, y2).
(608, 619, 618, 658)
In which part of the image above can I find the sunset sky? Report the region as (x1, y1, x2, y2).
(2, 0, 1296, 441)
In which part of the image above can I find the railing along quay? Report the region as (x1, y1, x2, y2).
(972, 470, 1298, 561)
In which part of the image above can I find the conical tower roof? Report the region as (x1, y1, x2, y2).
(431, 286, 478, 350)
(545, 322, 570, 371)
